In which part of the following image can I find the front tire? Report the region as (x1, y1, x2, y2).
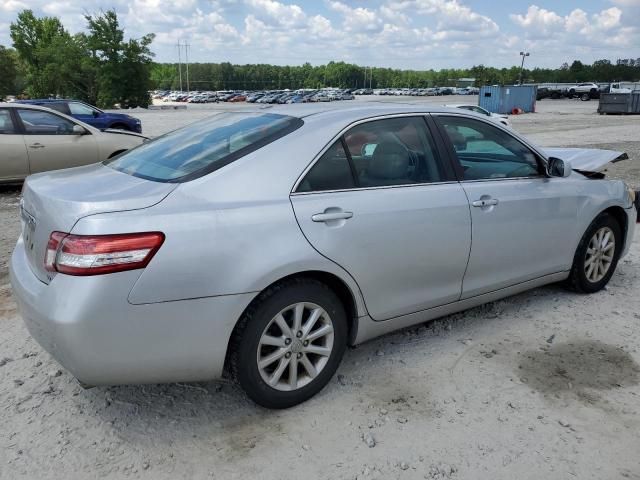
(229, 278, 348, 408)
(567, 213, 622, 293)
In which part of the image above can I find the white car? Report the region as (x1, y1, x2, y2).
(0, 103, 147, 184)
(568, 83, 600, 99)
(444, 104, 511, 127)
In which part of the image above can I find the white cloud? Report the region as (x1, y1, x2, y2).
(510, 5, 564, 35)
(245, 0, 307, 28)
(328, 1, 383, 33)
(0, 0, 638, 69)
(0, 0, 28, 12)
(609, 0, 640, 5)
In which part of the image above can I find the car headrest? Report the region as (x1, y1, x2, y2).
(369, 140, 409, 180)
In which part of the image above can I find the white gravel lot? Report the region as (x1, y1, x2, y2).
(1, 97, 639, 480)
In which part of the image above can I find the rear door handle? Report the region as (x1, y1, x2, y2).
(29, 143, 45, 149)
(311, 211, 353, 222)
(472, 198, 499, 207)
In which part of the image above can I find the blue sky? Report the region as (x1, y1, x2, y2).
(1, 0, 638, 69)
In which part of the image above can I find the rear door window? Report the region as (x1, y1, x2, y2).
(343, 116, 443, 187)
(105, 113, 303, 182)
(297, 140, 355, 192)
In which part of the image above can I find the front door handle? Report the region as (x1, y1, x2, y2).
(311, 211, 353, 222)
(29, 143, 45, 149)
(472, 198, 499, 207)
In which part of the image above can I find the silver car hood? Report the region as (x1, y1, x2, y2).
(543, 147, 629, 173)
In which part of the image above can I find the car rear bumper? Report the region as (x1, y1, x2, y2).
(9, 236, 255, 386)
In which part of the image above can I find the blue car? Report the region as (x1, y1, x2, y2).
(15, 99, 142, 133)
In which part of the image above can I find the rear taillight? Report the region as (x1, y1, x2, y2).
(44, 232, 165, 276)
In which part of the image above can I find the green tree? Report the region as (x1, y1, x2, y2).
(10, 10, 75, 97)
(85, 10, 154, 107)
(0, 46, 17, 99)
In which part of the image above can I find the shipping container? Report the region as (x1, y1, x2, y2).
(479, 85, 537, 114)
(598, 92, 640, 114)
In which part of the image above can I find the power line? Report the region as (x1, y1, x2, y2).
(184, 41, 191, 93)
(176, 41, 183, 92)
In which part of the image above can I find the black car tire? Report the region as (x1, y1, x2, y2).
(567, 213, 622, 293)
(229, 278, 348, 409)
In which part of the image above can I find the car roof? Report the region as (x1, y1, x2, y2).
(245, 102, 466, 121)
(0, 102, 99, 131)
(14, 99, 85, 103)
(0, 102, 54, 109)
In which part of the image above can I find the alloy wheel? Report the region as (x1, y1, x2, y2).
(584, 226, 615, 283)
(257, 302, 334, 391)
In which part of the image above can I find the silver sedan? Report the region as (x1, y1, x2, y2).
(10, 105, 637, 408)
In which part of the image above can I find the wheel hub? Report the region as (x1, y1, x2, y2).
(290, 339, 304, 354)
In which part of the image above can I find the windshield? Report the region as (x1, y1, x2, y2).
(105, 112, 303, 182)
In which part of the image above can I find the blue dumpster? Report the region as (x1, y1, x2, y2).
(479, 85, 537, 114)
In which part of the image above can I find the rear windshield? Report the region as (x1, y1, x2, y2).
(105, 112, 303, 182)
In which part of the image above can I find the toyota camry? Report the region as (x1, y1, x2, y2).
(10, 105, 637, 408)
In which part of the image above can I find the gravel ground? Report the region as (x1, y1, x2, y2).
(1, 97, 639, 480)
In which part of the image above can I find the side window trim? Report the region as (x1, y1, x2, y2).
(423, 114, 458, 182)
(340, 136, 360, 188)
(431, 113, 547, 182)
(290, 112, 460, 195)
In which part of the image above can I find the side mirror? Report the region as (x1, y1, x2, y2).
(72, 125, 87, 135)
(548, 157, 572, 177)
(92, 110, 100, 118)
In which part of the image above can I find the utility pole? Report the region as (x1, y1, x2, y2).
(519, 51, 530, 85)
(177, 41, 183, 92)
(184, 41, 191, 93)
(369, 67, 373, 89)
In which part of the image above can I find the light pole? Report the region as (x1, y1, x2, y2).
(519, 51, 530, 85)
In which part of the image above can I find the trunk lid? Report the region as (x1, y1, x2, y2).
(20, 163, 177, 284)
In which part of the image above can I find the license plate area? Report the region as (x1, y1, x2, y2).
(20, 205, 37, 253)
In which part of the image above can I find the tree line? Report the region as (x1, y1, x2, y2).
(0, 9, 638, 103)
(150, 60, 640, 92)
(0, 9, 154, 107)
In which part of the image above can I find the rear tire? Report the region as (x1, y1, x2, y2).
(567, 213, 622, 293)
(229, 278, 348, 408)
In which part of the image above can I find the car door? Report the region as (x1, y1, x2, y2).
(291, 115, 471, 320)
(15, 108, 99, 174)
(434, 114, 579, 299)
(0, 108, 29, 181)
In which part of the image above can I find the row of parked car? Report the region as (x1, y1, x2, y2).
(153, 89, 356, 104)
(150, 86, 478, 104)
(353, 87, 479, 96)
